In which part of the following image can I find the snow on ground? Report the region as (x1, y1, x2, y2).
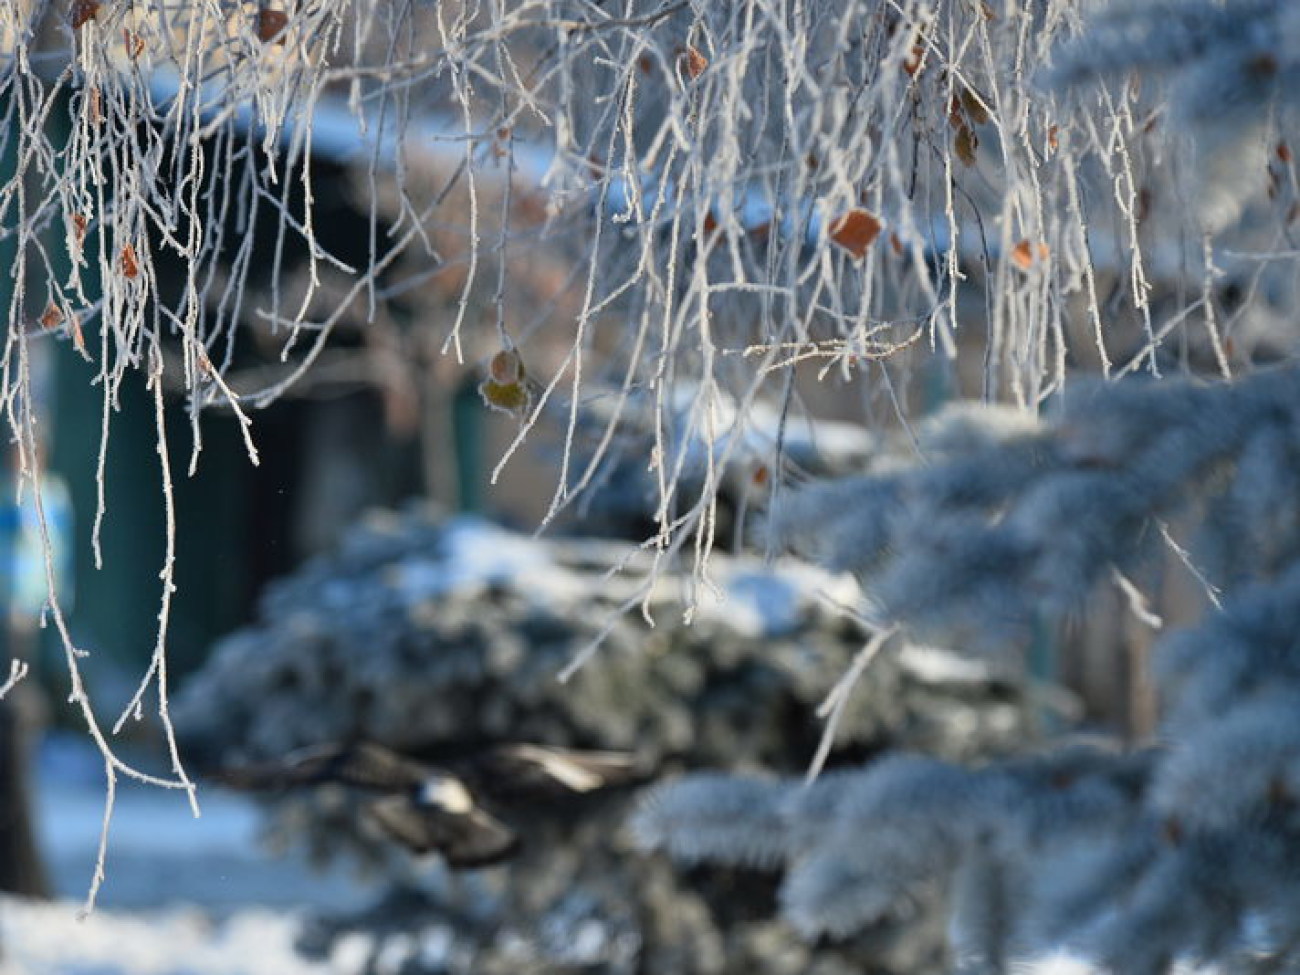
(2, 734, 377, 975)
(0, 900, 335, 975)
(34, 778, 368, 913)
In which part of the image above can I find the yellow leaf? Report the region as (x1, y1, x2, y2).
(479, 379, 529, 414)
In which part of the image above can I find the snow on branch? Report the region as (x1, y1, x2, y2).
(640, 362, 1300, 970)
(1046, 0, 1300, 231)
(767, 367, 1300, 650)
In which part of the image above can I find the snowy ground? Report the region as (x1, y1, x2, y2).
(0, 901, 337, 975)
(1, 735, 377, 975)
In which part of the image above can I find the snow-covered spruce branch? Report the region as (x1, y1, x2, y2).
(637, 366, 1300, 972)
(637, 577, 1300, 971)
(634, 745, 1152, 956)
(767, 366, 1300, 652)
(1046, 0, 1300, 233)
(1045, 0, 1297, 90)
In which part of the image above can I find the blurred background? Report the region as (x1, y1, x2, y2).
(0, 82, 1042, 974)
(2, 0, 1293, 970)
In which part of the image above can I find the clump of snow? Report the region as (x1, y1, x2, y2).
(388, 516, 596, 607)
(709, 565, 860, 639)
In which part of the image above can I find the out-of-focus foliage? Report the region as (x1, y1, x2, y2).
(642, 364, 1300, 973)
(175, 506, 1032, 973)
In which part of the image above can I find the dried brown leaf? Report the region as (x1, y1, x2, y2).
(954, 124, 979, 166)
(902, 43, 926, 76)
(257, 8, 289, 43)
(489, 348, 526, 385)
(959, 87, 990, 126)
(1011, 239, 1049, 271)
(682, 46, 708, 80)
(39, 303, 62, 331)
(120, 244, 140, 279)
(71, 0, 100, 30)
(479, 379, 529, 414)
(829, 208, 883, 259)
(122, 29, 145, 59)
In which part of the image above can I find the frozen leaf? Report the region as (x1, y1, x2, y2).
(1011, 240, 1049, 271)
(120, 244, 140, 279)
(479, 379, 530, 414)
(954, 125, 979, 166)
(68, 315, 85, 356)
(481, 349, 534, 417)
(682, 46, 708, 80)
(488, 348, 526, 385)
(829, 208, 883, 259)
(959, 87, 990, 125)
(70, 0, 100, 30)
(903, 43, 927, 77)
(257, 8, 289, 43)
(122, 29, 145, 59)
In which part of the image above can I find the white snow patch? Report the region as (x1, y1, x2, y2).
(897, 644, 1012, 687)
(1012, 953, 1104, 975)
(389, 516, 576, 604)
(0, 898, 330, 975)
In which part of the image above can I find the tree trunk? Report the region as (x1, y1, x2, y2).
(0, 626, 51, 900)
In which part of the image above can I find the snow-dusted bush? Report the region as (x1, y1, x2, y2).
(175, 506, 1032, 973)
